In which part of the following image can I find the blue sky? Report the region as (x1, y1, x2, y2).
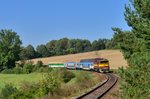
(0, 0, 130, 48)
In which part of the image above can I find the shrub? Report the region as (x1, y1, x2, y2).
(0, 83, 18, 99)
(61, 69, 75, 83)
(12, 66, 23, 74)
(1, 66, 23, 74)
(40, 72, 60, 95)
(35, 61, 43, 68)
(33, 61, 43, 72)
(37, 67, 53, 73)
(19, 81, 38, 91)
(23, 62, 34, 74)
(1, 69, 14, 74)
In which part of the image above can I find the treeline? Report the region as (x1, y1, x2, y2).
(0, 28, 119, 70)
(19, 38, 117, 60)
(112, 0, 150, 98)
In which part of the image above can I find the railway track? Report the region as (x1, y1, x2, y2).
(76, 73, 118, 99)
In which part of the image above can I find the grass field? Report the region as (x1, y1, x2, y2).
(0, 70, 106, 98)
(0, 73, 44, 91)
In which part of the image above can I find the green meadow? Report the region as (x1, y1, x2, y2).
(0, 73, 43, 91)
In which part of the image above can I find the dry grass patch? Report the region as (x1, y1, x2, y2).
(22, 50, 127, 69)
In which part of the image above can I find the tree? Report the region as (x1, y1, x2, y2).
(25, 44, 36, 59)
(68, 39, 77, 54)
(55, 40, 62, 55)
(97, 39, 108, 50)
(19, 47, 28, 60)
(0, 29, 22, 70)
(68, 39, 77, 48)
(82, 40, 92, 52)
(36, 44, 50, 57)
(115, 0, 150, 98)
(60, 38, 69, 50)
(19, 45, 36, 60)
(92, 40, 99, 50)
(75, 40, 83, 52)
(46, 40, 57, 56)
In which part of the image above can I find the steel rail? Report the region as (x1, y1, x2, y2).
(75, 73, 118, 99)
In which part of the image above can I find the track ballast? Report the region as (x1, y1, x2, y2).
(75, 73, 118, 99)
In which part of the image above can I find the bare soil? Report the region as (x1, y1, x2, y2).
(24, 50, 127, 69)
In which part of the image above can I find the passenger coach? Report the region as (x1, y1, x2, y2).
(81, 62, 94, 70)
(48, 63, 64, 68)
(65, 63, 77, 69)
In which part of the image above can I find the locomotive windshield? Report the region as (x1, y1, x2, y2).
(100, 61, 108, 63)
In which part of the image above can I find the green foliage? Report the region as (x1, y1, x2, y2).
(113, 0, 150, 98)
(76, 71, 91, 83)
(19, 38, 110, 60)
(11, 69, 62, 99)
(19, 45, 36, 60)
(62, 71, 75, 83)
(0, 69, 100, 99)
(1, 60, 53, 74)
(46, 40, 57, 56)
(19, 47, 28, 60)
(0, 29, 22, 70)
(57, 68, 75, 83)
(0, 83, 18, 99)
(12, 66, 23, 74)
(0, 73, 43, 92)
(33, 61, 53, 73)
(21, 71, 60, 98)
(106, 38, 120, 49)
(92, 39, 109, 50)
(23, 62, 34, 74)
(1, 69, 15, 74)
(35, 61, 43, 68)
(40, 72, 60, 95)
(1, 66, 23, 74)
(25, 45, 36, 59)
(37, 67, 53, 73)
(92, 40, 99, 50)
(36, 44, 50, 57)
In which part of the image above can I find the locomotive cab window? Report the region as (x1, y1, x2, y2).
(100, 61, 108, 63)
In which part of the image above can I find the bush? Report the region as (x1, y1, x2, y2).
(35, 61, 43, 68)
(1, 66, 23, 74)
(53, 68, 75, 83)
(1, 69, 14, 74)
(12, 66, 23, 74)
(40, 72, 60, 95)
(0, 83, 18, 99)
(61, 69, 75, 83)
(23, 62, 34, 74)
(33, 61, 43, 72)
(36, 67, 52, 73)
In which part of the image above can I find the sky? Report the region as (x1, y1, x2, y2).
(0, 0, 131, 48)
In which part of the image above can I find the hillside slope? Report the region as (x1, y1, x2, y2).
(28, 50, 127, 69)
